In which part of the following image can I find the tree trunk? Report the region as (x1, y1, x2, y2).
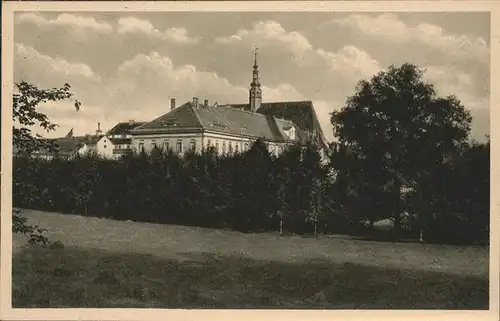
(314, 221, 318, 236)
(393, 178, 402, 241)
(280, 219, 283, 236)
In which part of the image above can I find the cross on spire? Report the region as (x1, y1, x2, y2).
(254, 46, 258, 66)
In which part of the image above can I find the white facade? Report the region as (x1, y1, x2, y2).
(96, 136, 115, 158)
(81, 136, 116, 159)
(131, 131, 289, 157)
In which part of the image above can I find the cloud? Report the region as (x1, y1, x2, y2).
(317, 46, 381, 81)
(15, 43, 100, 82)
(326, 13, 489, 64)
(214, 20, 382, 100)
(13, 13, 488, 143)
(14, 43, 106, 138)
(110, 51, 337, 140)
(117, 16, 200, 44)
(216, 20, 313, 53)
(16, 12, 113, 34)
(424, 65, 488, 110)
(108, 51, 308, 110)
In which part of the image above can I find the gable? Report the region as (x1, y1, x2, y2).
(97, 136, 112, 147)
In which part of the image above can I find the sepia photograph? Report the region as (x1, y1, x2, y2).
(2, 1, 496, 318)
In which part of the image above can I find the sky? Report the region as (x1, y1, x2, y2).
(13, 11, 490, 142)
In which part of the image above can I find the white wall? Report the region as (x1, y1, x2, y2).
(96, 136, 115, 159)
(131, 133, 203, 155)
(284, 127, 296, 140)
(131, 131, 292, 157)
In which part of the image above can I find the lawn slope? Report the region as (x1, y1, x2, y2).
(12, 210, 489, 308)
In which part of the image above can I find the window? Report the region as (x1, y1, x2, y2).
(228, 142, 233, 154)
(138, 143, 144, 152)
(235, 143, 239, 153)
(152, 141, 157, 149)
(207, 139, 212, 148)
(176, 140, 183, 153)
(104, 145, 107, 149)
(222, 141, 226, 154)
(189, 140, 196, 151)
(244, 142, 249, 151)
(164, 140, 170, 150)
(215, 140, 219, 152)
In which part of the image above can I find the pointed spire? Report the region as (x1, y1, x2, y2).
(249, 46, 262, 112)
(251, 46, 260, 86)
(254, 46, 258, 67)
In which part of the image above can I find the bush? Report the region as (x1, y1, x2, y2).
(13, 141, 333, 235)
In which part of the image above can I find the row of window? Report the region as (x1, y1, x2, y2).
(136, 139, 284, 154)
(206, 139, 250, 154)
(138, 139, 195, 153)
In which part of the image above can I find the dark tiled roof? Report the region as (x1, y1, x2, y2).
(134, 102, 202, 131)
(132, 102, 300, 143)
(109, 137, 132, 145)
(230, 101, 328, 148)
(195, 105, 296, 142)
(131, 100, 330, 149)
(107, 121, 147, 135)
(32, 137, 86, 157)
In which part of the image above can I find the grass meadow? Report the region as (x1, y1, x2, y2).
(12, 210, 489, 309)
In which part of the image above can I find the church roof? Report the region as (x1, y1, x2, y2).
(132, 102, 302, 143)
(231, 101, 328, 149)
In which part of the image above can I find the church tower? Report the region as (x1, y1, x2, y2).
(249, 47, 262, 112)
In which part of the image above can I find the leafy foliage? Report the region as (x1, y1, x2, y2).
(330, 63, 487, 244)
(12, 81, 81, 245)
(14, 141, 332, 235)
(12, 71, 489, 246)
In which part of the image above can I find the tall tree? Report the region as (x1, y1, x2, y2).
(12, 81, 81, 244)
(330, 63, 472, 239)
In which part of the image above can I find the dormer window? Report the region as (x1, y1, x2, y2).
(284, 126, 296, 140)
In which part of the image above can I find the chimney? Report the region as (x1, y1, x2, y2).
(204, 99, 208, 107)
(128, 120, 135, 126)
(170, 98, 176, 110)
(192, 97, 199, 107)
